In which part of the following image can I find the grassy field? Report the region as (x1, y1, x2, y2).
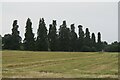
(2, 50, 118, 78)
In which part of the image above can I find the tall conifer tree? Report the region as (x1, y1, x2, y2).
(98, 32, 101, 43)
(77, 25, 84, 51)
(58, 21, 70, 51)
(91, 33, 96, 51)
(36, 18, 48, 51)
(91, 33, 96, 47)
(81, 28, 91, 51)
(48, 20, 58, 51)
(24, 18, 35, 51)
(69, 24, 77, 51)
(84, 28, 91, 46)
(97, 32, 102, 51)
(11, 20, 21, 50)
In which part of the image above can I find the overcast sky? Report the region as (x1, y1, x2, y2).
(1, 2, 118, 43)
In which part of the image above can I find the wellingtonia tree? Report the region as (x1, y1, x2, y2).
(98, 32, 101, 43)
(91, 33, 96, 51)
(84, 28, 91, 45)
(24, 18, 35, 51)
(97, 32, 102, 51)
(69, 24, 77, 51)
(58, 20, 70, 51)
(91, 33, 96, 44)
(48, 20, 58, 51)
(36, 18, 48, 51)
(11, 20, 21, 50)
(82, 28, 91, 51)
(77, 25, 84, 51)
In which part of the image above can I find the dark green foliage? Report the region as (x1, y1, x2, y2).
(84, 28, 91, 48)
(2, 34, 12, 49)
(48, 20, 58, 51)
(24, 18, 35, 51)
(36, 18, 48, 51)
(11, 20, 21, 50)
(0, 35, 2, 50)
(81, 46, 91, 52)
(58, 21, 70, 51)
(85, 28, 90, 40)
(118, 42, 120, 52)
(91, 33, 96, 44)
(91, 33, 96, 51)
(69, 24, 78, 51)
(91, 47, 97, 52)
(104, 41, 119, 52)
(102, 41, 108, 50)
(77, 25, 84, 51)
(98, 32, 101, 43)
(2, 18, 119, 52)
(2, 20, 21, 50)
(97, 32, 102, 51)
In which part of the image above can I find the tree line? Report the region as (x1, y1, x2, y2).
(1, 18, 120, 52)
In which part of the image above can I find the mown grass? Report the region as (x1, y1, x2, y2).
(2, 50, 118, 78)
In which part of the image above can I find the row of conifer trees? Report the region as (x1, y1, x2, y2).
(2, 18, 106, 52)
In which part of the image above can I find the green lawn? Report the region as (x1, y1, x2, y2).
(2, 50, 118, 78)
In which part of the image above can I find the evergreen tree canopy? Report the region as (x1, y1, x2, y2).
(48, 20, 58, 51)
(82, 28, 91, 51)
(24, 18, 35, 51)
(78, 25, 84, 39)
(69, 24, 77, 51)
(36, 18, 48, 51)
(91, 33, 96, 51)
(10, 20, 21, 50)
(3, 18, 119, 52)
(58, 21, 70, 51)
(84, 28, 91, 45)
(2, 20, 21, 50)
(77, 25, 84, 51)
(97, 32, 102, 51)
(85, 28, 90, 40)
(91, 33, 96, 44)
(98, 32, 101, 43)
(12, 20, 19, 36)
